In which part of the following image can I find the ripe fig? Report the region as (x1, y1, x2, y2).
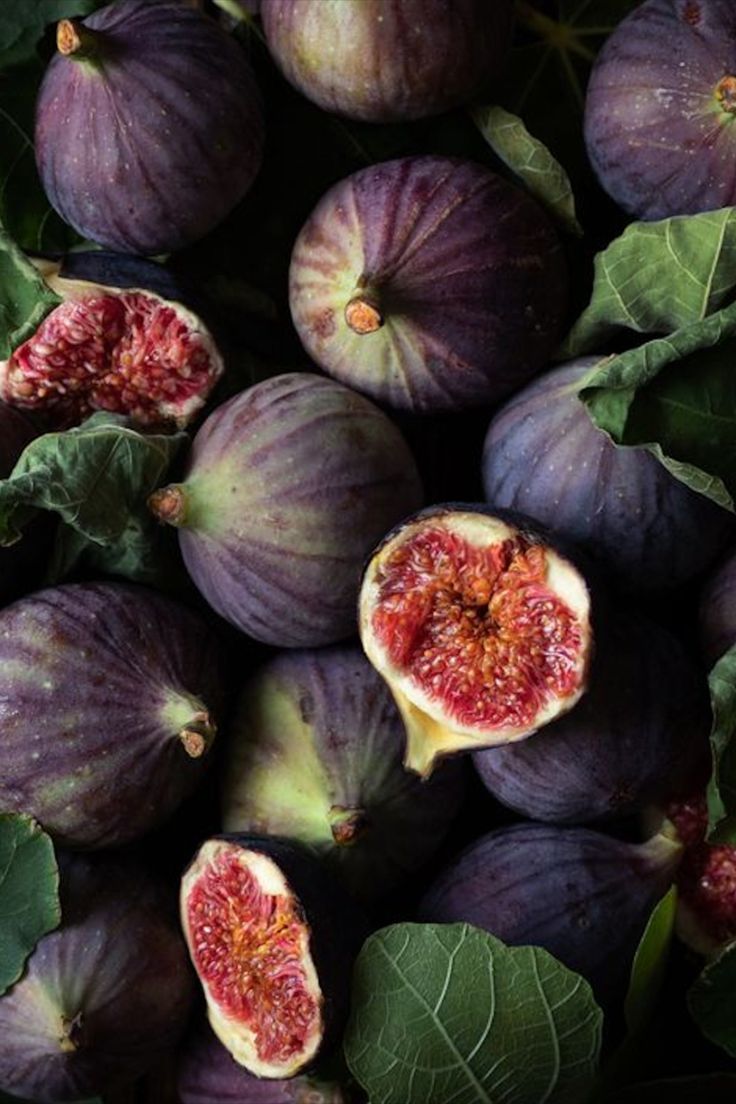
(699, 547, 736, 665)
(668, 793, 736, 955)
(35, 0, 264, 255)
(473, 609, 711, 825)
(289, 156, 568, 413)
(358, 504, 594, 776)
(482, 358, 735, 591)
(0, 581, 223, 848)
(584, 0, 736, 219)
(0, 853, 194, 1103)
(221, 644, 466, 902)
(180, 836, 362, 1079)
(419, 823, 682, 1000)
(0, 402, 44, 604)
(149, 373, 423, 647)
(261, 0, 513, 123)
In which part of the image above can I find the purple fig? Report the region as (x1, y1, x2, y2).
(482, 358, 734, 591)
(0, 402, 44, 604)
(261, 0, 513, 122)
(0, 581, 223, 848)
(149, 373, 423, 648)
(0, 853, 194, 1103)
(700, 546, 736, 665)
(35, 0, 264, 255)
(289, 156, 568, 413)
(221, 644, 466, 902)
(584, 0, 736, 219)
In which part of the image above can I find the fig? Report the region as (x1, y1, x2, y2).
(584, 0, 736, 219)
(221, 644, 466, 902)
(419, 823, 682, 999)
(358, 504, 594, 776)
(0, 580, 223, 848)
(481, 358, 734, 591)
(668, 793, 736, 955)
(261, 0, 513, 123)
(35, 0, 264, 255)
(149, 373, 423, 647)
(289, 156, 568, 413)
(180, 836, 362, 1079)
(699, 547, 736, 665)
(472, 609, 711, 825)
(0, 402, 43, 604)
(0, 853, 194, 1103)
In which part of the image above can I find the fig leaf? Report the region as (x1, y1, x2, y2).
(705, 645, 736, 843)
(0, 814, 59, 996)
(688, 942, 736, 1058)
(0, 224, 61, 358)
(624, 886, 677, 1037)
(344, 922, 602, 1104)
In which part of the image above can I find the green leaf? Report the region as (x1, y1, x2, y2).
(0, 225, 61, 358)
(0, 814, 59, 996)
(705, 646, 736, 843)
(0, 0, 103, 74)
(564, 209, 736, 357)
(688, 942, 736, 1057)
(471, 105, 581, 235)
(344, 922, 603, 1104)
(624, 887, 677, 1036)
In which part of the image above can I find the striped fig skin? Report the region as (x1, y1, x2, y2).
(289, 157, 568, 413)
(0, 582, 223, 848)
(0, 402, 41, 604)
(261, 0, 513, 122)
(159, 373, 423, 647)
(482, 358, 735, 591)
(35, 0, 264, 255)
(700, 547, 736, 665)
(584, 0, 736, 219)
(0, 854, 194, 1104)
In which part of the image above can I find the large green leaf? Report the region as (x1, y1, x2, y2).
(0, 814, 59, 997)
(705, 646, 736, 843)
(0, 225, 60, 357)
(344, 922, 602, 1104)
(688, 942, 736, 1058)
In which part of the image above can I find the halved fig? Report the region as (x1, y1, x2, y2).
(180, 836, 361, 1080)
(358, 505, 594, 776)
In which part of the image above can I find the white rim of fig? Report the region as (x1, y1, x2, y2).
(359, 510, 593, 777)
(180, 839, 323, 1079)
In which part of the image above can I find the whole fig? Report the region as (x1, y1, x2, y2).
(699, 546, 736, 665)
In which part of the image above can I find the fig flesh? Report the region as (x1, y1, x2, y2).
(0, 581, 223, 848)
(699, 547, 736, 665)
(261, 0, 513, 122)
(358, 505, 594, 776)
(150, 373, 423, 647)
(221, 644, 466, 902)
(668, 793, 736, 955)
(289, 156, 568, 413)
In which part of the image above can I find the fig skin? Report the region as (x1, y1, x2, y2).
(0, 853, 194, 1104)
(482, 358, 735, 591)
(0, 581, 223, 848)
(221, 644, 466, 902)
(473, 609, 711, 825)
(584, 0, 736, 219)
(150, 373, 423, 648)
(35, 0, 264, 255)
(261, 0, 513, 123)
(699, 546, 736, 665)
(0, 402, 43, 604)
(289, 156, 568, 413)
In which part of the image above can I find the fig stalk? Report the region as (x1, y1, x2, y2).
(149, 485, 189, 528)
(56, 19, 101, 60)
(345, 289, 383, 335)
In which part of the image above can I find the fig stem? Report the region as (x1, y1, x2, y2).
(149, 485, 188, 528)
(57, 19, 100, 60)
(179, 713, 217, 759)
(716, 75, 736, 115)
(345, 290, 384, 335)
(328, 806, 368, 846)
(59, 1012, 84, 1053)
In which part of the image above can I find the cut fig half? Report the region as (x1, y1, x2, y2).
(359, 506, 594, 776)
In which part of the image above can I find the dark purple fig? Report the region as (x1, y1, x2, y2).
(180, 836, 363, 1079)
(0, 581, 223, 848)
(221, 644, 466, 902)
(482, 358, 735, 591)
(149, 373, 423, 647)
(0, 853, 194, 1103)
(584, 0, 736, 219)
(0, 402, 43, 604)
(419, 823, 682, 1000)
(700, 547, 736, 665)
(289, 156, 568, 413)
(261, 0, 513, 123)
(473, 609, 711, 825)
(35, 0, 264, 255)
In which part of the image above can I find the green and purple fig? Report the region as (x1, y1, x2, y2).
(261, 0, 513, 122)
(150, 373, 423, 647)
(289, 156, 568, 413)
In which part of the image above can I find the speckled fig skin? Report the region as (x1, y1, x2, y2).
(150, 373, 423, 647)
(221, 644, 466, 902)
(0, 854, 194, 1104)
(289, 157, 568, 413)
(261, 0, 513, 122)
(584, 0, 736, 219)
(482, 358, 735, 590)
(0, 402, 42, 604)
(0, 581, 223, 848)
(473, 609, 711, 825)
(700, 547, 736, 665)
(35, 0, 264, 255)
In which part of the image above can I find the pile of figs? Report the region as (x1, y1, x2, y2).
(1, 0, 736, 1101)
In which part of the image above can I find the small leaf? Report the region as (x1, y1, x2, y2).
(705, 646, 736, 843)
(344, 922, 602, 1104)
(624, 887, 677, 1036)
(688, 942, 736, 1057)
(0, 814, 59, 996)
(0, 225, 61, 358)
(472, 105, 581, 235)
